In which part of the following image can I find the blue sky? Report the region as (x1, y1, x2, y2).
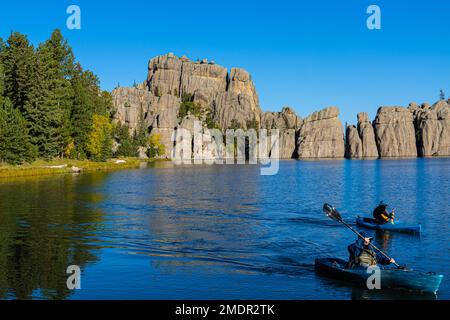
(1, 0, 449, 124)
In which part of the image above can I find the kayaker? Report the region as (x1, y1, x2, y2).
(347, 234, 396, 268)
(373, 201, 395, 224)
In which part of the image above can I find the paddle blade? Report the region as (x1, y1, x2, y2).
(323, 203, 342, 221)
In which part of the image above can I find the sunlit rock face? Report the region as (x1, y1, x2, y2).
(297, 107, 345, 159)
(374, 106, 418, 158)
(345, 112, 378, 159)
(113, 53, 449, 161)
(416, 100, 450, 157)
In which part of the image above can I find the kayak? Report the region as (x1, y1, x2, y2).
(315, 258, 443, 294)
(356, 217, 421, 234)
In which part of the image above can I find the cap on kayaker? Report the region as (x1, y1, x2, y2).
(360, 231, 373, 241)
(378, 201, 388, 208)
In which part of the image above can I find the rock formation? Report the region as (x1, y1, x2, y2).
(345, 125, 363, 158)
(261, 107, 302, 159)
(113, 53, 267, 159)
(373, 107, 418, 158)
(345, 112, 378, 159)
(297, 107, 345, 158)
(416, 100, 450, 156)
(357, 112, 379, 158)
(112, 53, 448, 161)
(145, 53, 261, 131)
(112, 87, 152, 131)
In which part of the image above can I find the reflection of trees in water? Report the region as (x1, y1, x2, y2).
(0, 174, 105, 299)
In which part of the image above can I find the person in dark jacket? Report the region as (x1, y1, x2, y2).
(347, 233, 396, 268)
(373, 201, 395, 224)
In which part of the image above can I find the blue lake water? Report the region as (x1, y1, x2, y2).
(0, 159, 449, 300)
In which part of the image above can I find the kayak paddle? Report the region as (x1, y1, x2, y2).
(323, 203, 402, 268)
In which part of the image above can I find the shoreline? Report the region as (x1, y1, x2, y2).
(0, 158, 144, 180)
(2, 156, 448, 180)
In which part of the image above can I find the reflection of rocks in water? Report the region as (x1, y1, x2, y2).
(0, 174, 105, 299)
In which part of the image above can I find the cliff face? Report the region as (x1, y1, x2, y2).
(416, 100, 450, 157)
(373, 107, 418, 158)
(296, 107, 345, 159)
(112, 53, 303, 159)
(357, 112, 379, 158)
(261, 107, 302, 158)
(112, 53, 347, 160)
(345, 112, 378, 159)
(345, 125, 363, 159)
(112, 53, 449, 160)
(146, 53, 261, 131)
(345, 102, 450, 159)
(215, 68, 261, 130)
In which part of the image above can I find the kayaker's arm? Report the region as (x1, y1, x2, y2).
(376, 252, 396, 265)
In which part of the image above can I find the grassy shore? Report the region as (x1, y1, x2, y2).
(0, 158, 143, 179)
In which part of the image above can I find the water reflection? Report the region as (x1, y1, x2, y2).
(0, 174, 104, 299)
(0, 159, 449, 299)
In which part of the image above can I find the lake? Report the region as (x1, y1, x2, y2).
(0, 159, 449, 300)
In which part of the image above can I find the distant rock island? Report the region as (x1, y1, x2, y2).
(112, 53, 450, 159)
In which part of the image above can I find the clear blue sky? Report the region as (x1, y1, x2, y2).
(1, 0, 449, 124)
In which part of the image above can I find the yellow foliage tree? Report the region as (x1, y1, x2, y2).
(64, 138, 75, 159)
(148, 133, 166, 158)
(86, 114, 113, 161)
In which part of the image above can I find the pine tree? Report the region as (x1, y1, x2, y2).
(71, 64, 97, 158)
(0, 37, 4, 91)
(114, 123, 137, 157)
(0, 98, 36, 164)
(134, 106, 148, 148)
(70, 63, 113, 158)
(1, 30, 115, 164)
(24, 29, 75, 159)
(0, 49, 4, 104)
(1, 32, 35, 113)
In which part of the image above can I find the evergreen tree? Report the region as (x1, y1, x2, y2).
(114, 123, 137, 157)
(0, 37, 4, 53)
(0, 98, 36, 164)
(24, 29, 75, 158)
(70, 63, 113, 158)
(0, 29, 115, 164)
(440, 89, 446, 101)
(71, 64, 98, 158)
(134, 106, 148, 148)
(0, 37, 4, 96)
(1, 32, 35, 112)
(0, 52, 4, 104)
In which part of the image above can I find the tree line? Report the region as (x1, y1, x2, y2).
(0, 29, 163, 165)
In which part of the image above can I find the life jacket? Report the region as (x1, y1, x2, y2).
(373, 206, 390, 224)
(355, 247, 377, 266)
